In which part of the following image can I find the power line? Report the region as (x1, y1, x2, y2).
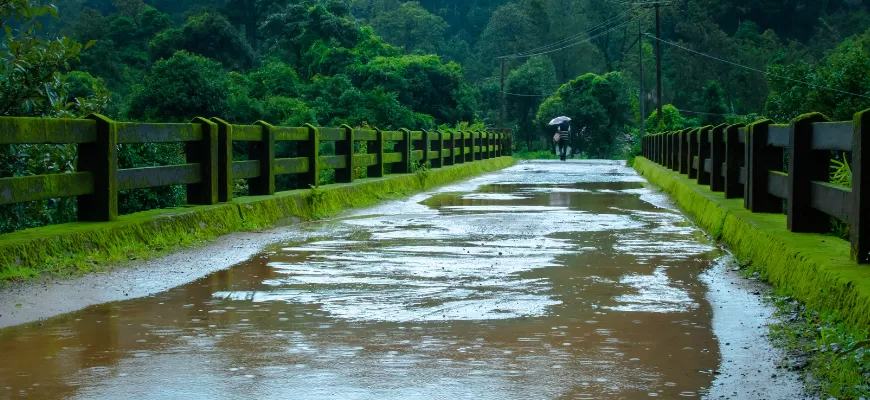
(503, 91, 550, 97)
(505, 7, 639, 59)
(676, 109, 749, 117)
(499, 11, 650, 60)
(645, 33, 870, 100)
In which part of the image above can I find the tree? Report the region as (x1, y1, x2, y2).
(0, 0, 108, 233)
(350, 54, 476, 124)
(260, 0, 364, 70)
(247, 61, 302, 99)
(536, 72, 630, 158)
(644, 104, 689, 134)
(765, 27, 870, 122)
(113, 0, 148, 24)
(127, 51, 230, 121)
(0, 0, 96, 117)
(149, 13, 254, 70)
(368, 1, 448, 54)
(699, 81, 728, 126)
(506, 56, 557, 151)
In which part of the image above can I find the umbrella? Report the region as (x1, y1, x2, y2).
(549, 116, 571, 125)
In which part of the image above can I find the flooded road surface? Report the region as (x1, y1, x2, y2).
(2, 161, 743, 399)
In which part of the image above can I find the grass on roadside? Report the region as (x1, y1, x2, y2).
(736, 263, 870, 398)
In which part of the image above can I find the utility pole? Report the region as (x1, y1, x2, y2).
(500, 59, 506, 129)
(655, 2, 663, 124)
(639, 19, 645, 138)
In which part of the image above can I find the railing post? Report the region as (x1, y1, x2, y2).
(395, 128, 412, 173)
(508, 132, 513, 155)
(660, 133, 666, 164)
(671, 132, 680, 172)
(186, 117, 219, 205)
(489, 132, 495, 158)
(367, 128, 384, 178)
(642, 135, 646, 158)
(747, 119, 780, 212)
(697, 126, 713, 185)
(449, 132, 459, 165)
(659, 132, 668, 168)
(335, 124, 355, 183)
(744, 124, 753, 208)
(210, 118, 234, 202)
(464, 131, 473, 163)
(852, 108, 870, 263)
(661, 132, 668, 166)
(687, 129, 699, 179)
(710, 124, 727, 192)
(644, 135, 652, 160)
(443, 131, 454, 166)
(489, 132, 496, 158)
(482, 132, 490, 159)
(494, 133, 500, 157)
(645, 134, 655, 161)
(472, 131, 481, 161)
(788, 113, 831, 232)
(299, 123, 319, 188)
(417, 129, 430, 167)
(79, 114, 118, 221)
(724, 124, 746, 199)
(250, 121, 276, 194)
(431, 130, 443, 168)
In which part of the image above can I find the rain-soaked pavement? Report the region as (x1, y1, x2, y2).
(0, 161, 805, 399)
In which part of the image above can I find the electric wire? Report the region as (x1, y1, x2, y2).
(502, 12, 646, 59)
(504, 7, 639, 58)
(499, 11, 650, 60)
(676, 109, 749, 117)
(645, 33, 870, 100)
(502, 92, 550, 97)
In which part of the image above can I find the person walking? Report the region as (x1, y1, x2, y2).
(556, 121, 570, 161)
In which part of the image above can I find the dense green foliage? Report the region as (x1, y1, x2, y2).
(4, 0, 870, 235)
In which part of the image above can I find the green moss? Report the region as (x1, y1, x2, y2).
(635, 156, 870, 397)
(0, 156, 515, 282)
(635, 156, 870, 326)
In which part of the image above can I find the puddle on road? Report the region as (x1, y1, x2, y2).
(0, 160, 725, 399)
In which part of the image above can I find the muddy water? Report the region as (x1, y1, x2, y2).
(0, 160, 726, 399)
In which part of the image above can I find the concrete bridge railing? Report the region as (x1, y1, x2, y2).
(642, 109, 870, 263)
(0, 115, 513, 224)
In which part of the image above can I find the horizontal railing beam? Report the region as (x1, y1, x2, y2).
(0, 117, 97, 144)
(811, 181, 852, 222)
(275, 157, 309, 175)
(117, 123, 202, 144)
(118, 164, 201, 191)
(0, 172, 93, 205)
(811, 122, 852, 151)
(767, 125, 790, 147)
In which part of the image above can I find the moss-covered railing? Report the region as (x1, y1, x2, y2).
(641, 108, 870, 263)
(0, 115, 513, 225)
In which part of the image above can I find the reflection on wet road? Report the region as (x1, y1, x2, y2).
(1, 160, 725, 399)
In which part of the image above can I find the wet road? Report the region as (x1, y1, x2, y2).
(2, 161, 756, 399)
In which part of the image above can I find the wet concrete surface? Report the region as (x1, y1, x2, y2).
(0, 161, 806, 399)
